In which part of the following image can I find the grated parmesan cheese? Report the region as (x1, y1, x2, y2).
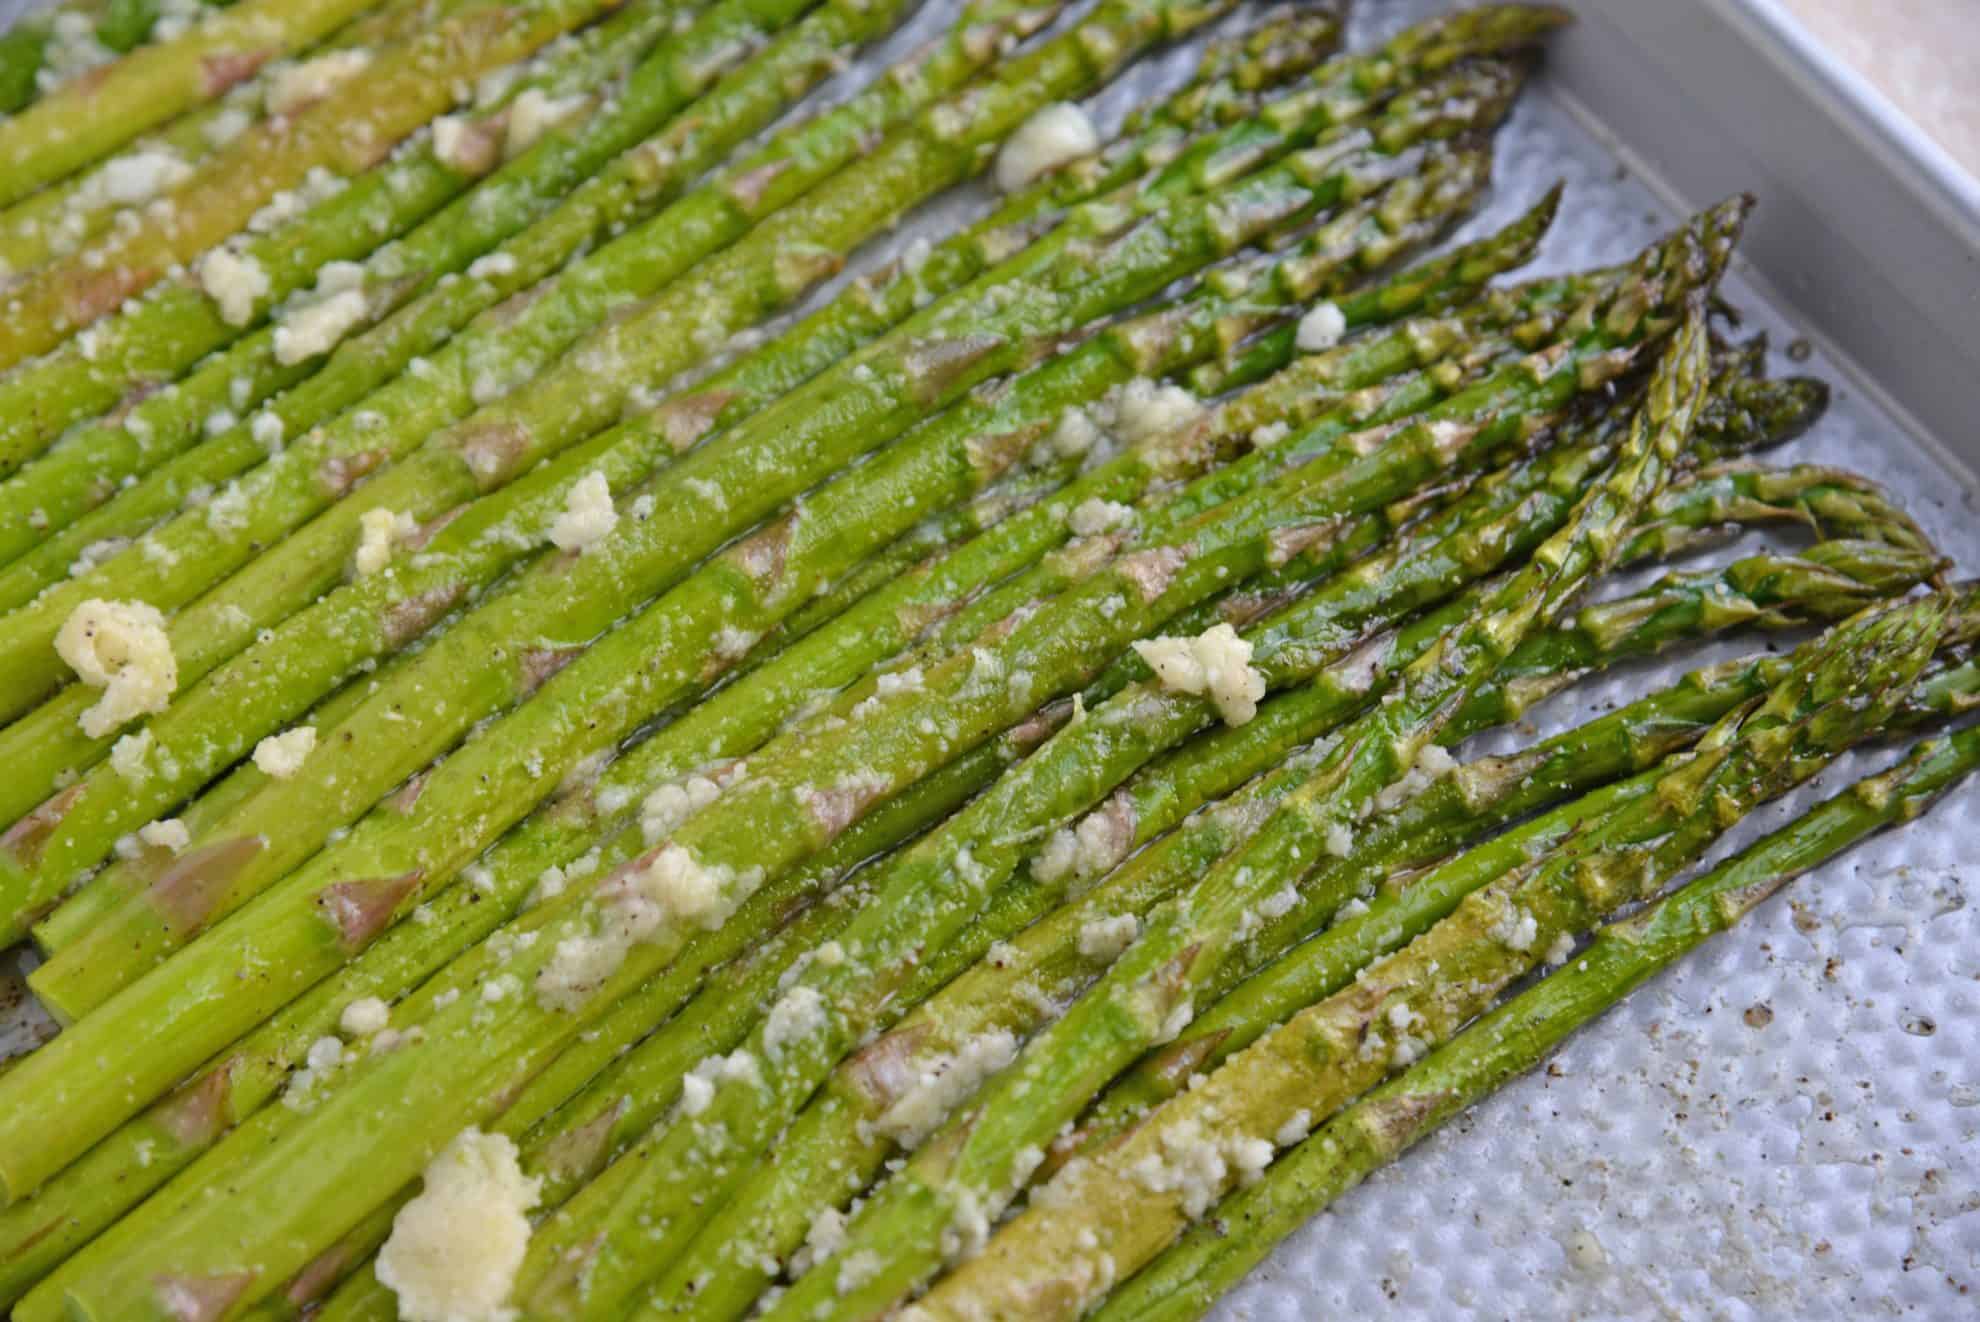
(1076, 912, 1139, 961)
(1132, 623, 1266, 727)
(376, 1128, 542, 1322)
(993, 102, 1098, 192)
(547, 470, 617, 552)
(354, 508, 417, 577)
(504, 88, 584, 158)
(56, 598, 177, 737)
(1067, 497, 1135, 537)
(1294, 301, 1347, 351)
(198, 249, 270, 327)
(137, 818, 189, 853)
(1112, 377, 1203, 445)
(274, 287, 368, 365)
(253, 725, 317, 779)
(266, 50, 372, 116)
(340, 996, 391, 1037)
(109, 729, 154, 782)
(873, 1030, 1018, 1150)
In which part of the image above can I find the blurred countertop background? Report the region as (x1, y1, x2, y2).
(1775, 0, 1980, 176)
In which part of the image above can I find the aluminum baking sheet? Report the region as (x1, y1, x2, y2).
(2, 0, 1977, 1316)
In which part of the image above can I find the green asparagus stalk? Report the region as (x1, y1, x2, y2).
(0, 0, 1350, 867)
(23, 200, 1550, 1257)
(30, 247, 1614, 1314)
(1094, 724, 1980, 1322)
(920, 592, 1946, 1320)
(761, 272, 1731, 1319)
(0, 0, 682, 476)
(0, 0, 859, 585)
(1066, 568, 1967, 1153)
(11, 63, 1521, 1008)
(0, 496, 1076, 1313)
(0, 0, 1330, 1206)
(0, 5, 1557, 753)
(248, 709, 1098, 1321)
(624, 512, 1932, 1322)
(4, 11, 1373, 956)
(14, 707, 1070, 1322)
(500, 241, 1710, 1321)
(0, 0, 623, 372)
(0, 0, 450, 273)
(0, 0, 387, 208)
(0, 0, 1085, 757)
(6, 116, 1508, 966)
(0, 0, 1240, 730)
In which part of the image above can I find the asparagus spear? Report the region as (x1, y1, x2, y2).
(1094, 723, 1980, 1322)
(25, 204, 1554, 1263)
(14, 64, 1522, 1008)
(0, 0, 448, 273)
(8, 111, 1508, 969)
(0, 5, 1556, 745)
(0, 0, 852, 584)
(0, 0, 1085, 745)
(0, 0, 626, 372)
(497, 248, 1709, 1320)
(0, 0, 1346, 1204)
(4, 13, 1378, 958)
(920, 592, 1946, 1319)
(28, 250, 1620, 1314)
(624, 520, 1934, 1322)
(1065, 564, 1965, 1153)
(0, 0, 669, 475)
(760, 272, 1731, 1319)
(0, 0, 1354, 874)
(14, 706, 1071, 1322)
(0, 0, 386, 207)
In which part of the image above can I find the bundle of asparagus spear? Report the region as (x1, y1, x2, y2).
(0, 0, 1968, 1317)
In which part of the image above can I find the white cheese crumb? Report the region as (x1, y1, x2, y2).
(376, 1128, 542, 1322)
(1274, 1109, 1313, 1149)
(547, 470, 617, 552)
(198, 249, 269, 327)
(1544, 931, 1577, 967)
(253, 725, 317, 779)
(355, 508, 417, 577)
(504, 88, 584, 157)
(1323, 821, 1354, 859)
(874, 1030, 1018, 1149)
(1132, 622, 1266, 727)
(677, 1068, 715, 1118)
(994, 102, 1098, 192)
(137, 818, 189, 853)
(762, 986, 828, 1060)
(638, 774, 722, 844)
(431, 115, 484, 172)
(1294, 301, 1347, 352)
(56, 598, 177, 737)
(1112, 378, 1203, 445)
(1067, 497, 1135, 537)
(274, 287, 367, 364)
(266, 50, 372, 116)
(1076, 912, 1140, 961)
(1050, 405, 1102, 459)
(340, 996, 391, 1037)
(109, 729, 154, 782)
(467, 251, 518, 281)
(251, 411, 286, 453)
(1488, 904, 1540, 953)
(1250, 420, 1291, 449)
(93, 147, 192, 207)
